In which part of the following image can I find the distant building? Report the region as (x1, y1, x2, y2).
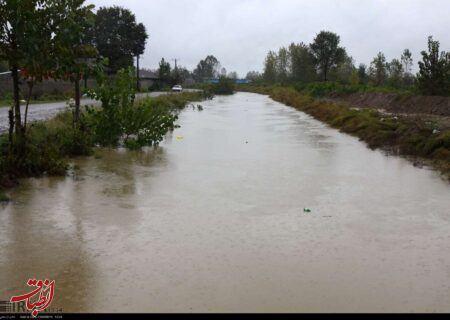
(138, 69, 159, 90)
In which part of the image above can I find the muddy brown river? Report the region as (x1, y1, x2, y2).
(1, 92, 450, 313)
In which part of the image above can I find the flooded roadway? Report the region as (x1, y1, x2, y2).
(1, 92, 450, 312)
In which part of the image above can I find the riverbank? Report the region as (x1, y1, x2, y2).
(239, 85, 450, 180)
(0, 91, 208, 200)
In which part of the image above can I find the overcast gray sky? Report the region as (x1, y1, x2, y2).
(89, 0, 449, 77)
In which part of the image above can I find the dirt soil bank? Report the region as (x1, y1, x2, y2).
(329, 92, 450, 117)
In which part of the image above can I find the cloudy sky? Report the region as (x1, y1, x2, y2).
(89, 0, 449, 76)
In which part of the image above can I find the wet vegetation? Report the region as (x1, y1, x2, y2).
(240, 85, 450, 180)
(0, 69, 208, 190)
(206, 77, 236, 95)
(253, 32, 449, 97)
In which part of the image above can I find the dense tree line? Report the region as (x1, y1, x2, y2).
(259, 31, 449, 96)
(153, 54, 239, 88)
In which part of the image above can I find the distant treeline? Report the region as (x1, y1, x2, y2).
(246, 31, 449, 96)
(154, 55, 240, 89)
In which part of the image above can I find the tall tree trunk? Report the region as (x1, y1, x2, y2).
(23, 80, 34, 133)
(136, 54, 141, 92)
(11, 65, 22, 135)
(74, 75, 81, 126)
(8, 107, 14, 147)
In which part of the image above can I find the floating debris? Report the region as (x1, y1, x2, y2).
(303, 208, 312, 213)
(176, 136, 184, 141)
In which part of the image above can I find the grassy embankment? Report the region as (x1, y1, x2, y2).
(0, 93, 74, 108)
(239, 85, 450, 180)
(0, 91, 208, 200)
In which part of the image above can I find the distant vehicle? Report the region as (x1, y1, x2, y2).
(172, 85, 183, 92)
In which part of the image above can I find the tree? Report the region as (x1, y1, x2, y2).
(172, 66, 191, 85)
(263, 51, 277, 83)
(245, 71, 262, 82)
(401, 49, 413, 75)
(401, 49, 414, 86)
(288, 42, 316, 83)
(333, 54, 355, 84)
(0, 0, 66, 136)
(193, 55, 220, 81)
(310, 31, 346, 81)
(276, 47, 289, 83)
(358, 64, 368, 84)
(369, 52, 388, 86)
(158, 58, 171, 87)
(387, 58, 404, 88)
(227, 71, 238, 80)
(92, 6, 148, 73)
(52, 0, 97, 126)
(417, 36, 450, 96)
(131, 23, 148, 91)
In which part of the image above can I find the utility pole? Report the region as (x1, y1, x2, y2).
(172, 58, 179, 71)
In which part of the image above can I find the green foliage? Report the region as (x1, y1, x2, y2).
(310, 31, 347, 81)
(276, 47, 289, 83)
(290, 81, 412, 98)
(208, 77, 235, 95)
(246, 71, 263, 83)
(0, 111, 92, 180)
(369, 52, 388, 86)
(387, 58, 404, 88)
(263, 51, 278, 83)
(193, 55, 220, 81)
(259, 33, 450, 96)
(417, 36, 450, 96)
(86, 68, 203, 148)
(91, 6, 148, 73)
(0, 70, 206, 186)
(289, 42, 316, 83)
(158, 58, 172, 87)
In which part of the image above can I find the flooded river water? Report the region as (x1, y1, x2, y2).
(1, 92, 449, 312)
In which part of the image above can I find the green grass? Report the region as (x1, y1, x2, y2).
(238, 82, 416, 98)
(0, 93, 73, 108)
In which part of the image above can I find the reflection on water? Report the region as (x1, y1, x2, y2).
(1, 92, 450, 312)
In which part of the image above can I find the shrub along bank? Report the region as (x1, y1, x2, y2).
(239, 85, 450, 180)
(0, 70, 210, 197)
